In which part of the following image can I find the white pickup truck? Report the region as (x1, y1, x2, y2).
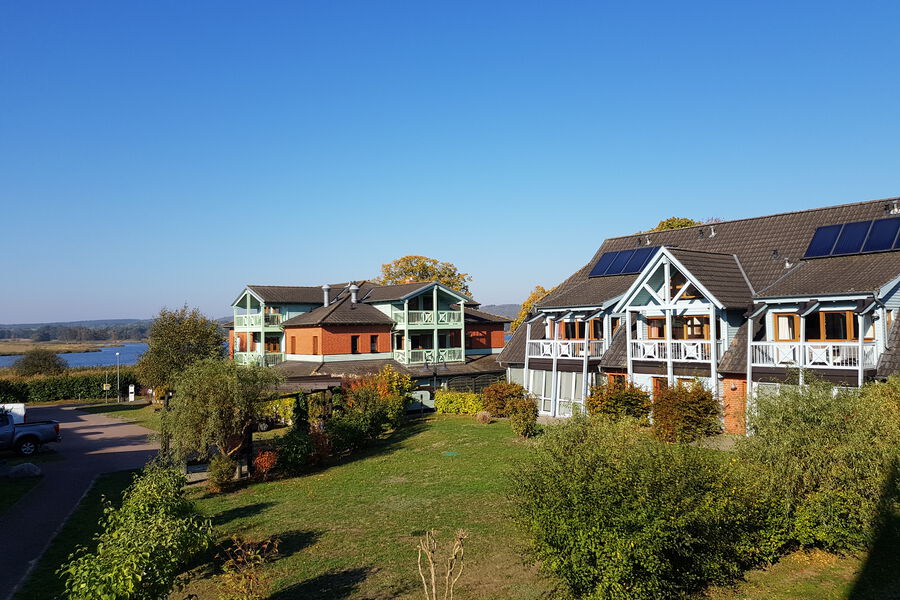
(0, 409, 61, 456)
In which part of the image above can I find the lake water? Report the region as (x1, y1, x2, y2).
(0, 342, 148, 369)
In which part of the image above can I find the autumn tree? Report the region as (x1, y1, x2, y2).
(648, 217, 702, 232)
(136, 306, 224, 392)
(377, 255, 472, 295)
(510, 286, 554, 332)
(164, 359, 283, 461)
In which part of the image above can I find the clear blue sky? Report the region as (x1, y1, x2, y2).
(3, 1, 900, 323)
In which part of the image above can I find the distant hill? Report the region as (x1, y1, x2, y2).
(0, 318, 153, 331)
(479, 304, 520, 319)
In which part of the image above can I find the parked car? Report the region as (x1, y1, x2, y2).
(0, 411, 61, 456)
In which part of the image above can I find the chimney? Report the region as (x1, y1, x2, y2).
(321, 284, 331, 307)
(349, 284, 359, 304)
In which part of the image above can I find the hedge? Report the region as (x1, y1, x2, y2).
(0, 368, 140, 403)
(434, 390, 483, 415)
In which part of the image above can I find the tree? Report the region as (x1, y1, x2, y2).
(377, 255, 472, 295)
(510, 285, 553, 332)
(648, 217, 702, 232)
(12, 348, 68, 376)
(135, 306, 224, 392)
(164, 359, 283, 461)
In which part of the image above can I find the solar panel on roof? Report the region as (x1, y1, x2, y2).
(623, 246, 659, 273)
(588, 252, 617, 277)
(862, 217, 900, 252)
(832, 220, 872, 255)
(804, 224, 842, 258)
(605, 249, 637, 275)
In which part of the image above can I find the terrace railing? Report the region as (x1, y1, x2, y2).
(751, 341, 876, 369)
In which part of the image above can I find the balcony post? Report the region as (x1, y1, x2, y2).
(581, 317, 590, 406)
(857, 313, 865, 387)
(663, 258, 673, 385)
(259, 301, 267, 363)
(625, 309, 634, 384)
(459, 297, 466, 361)
(798, 311, 806, 386)
(550, 318, 559, 417)
(709, 304, 718, 400)
(746, 313, 754, 433)
(523, 321, 532, 394)
(403, 300, 410, 364)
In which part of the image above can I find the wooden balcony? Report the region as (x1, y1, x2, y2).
(630, 340, 725, 362)
(233, 352, 285, 366)
(750, 342, 876, 369)
(234, 313, 283, 328)
(392, 311, 463, 326)
(393, 347, 464, 364)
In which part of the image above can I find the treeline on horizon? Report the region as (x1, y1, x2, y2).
(0, 323, 151, 342)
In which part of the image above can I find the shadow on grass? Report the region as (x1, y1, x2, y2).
(325, 418, 431, 470)
(847, 463, 900, 600)
(268, 567, 372, 600)
(277, 529, 322, 559)
(212, 501, 278, 526)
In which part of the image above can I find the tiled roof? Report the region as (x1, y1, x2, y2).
(539, 197, 900, 309)
(247, 284, 346, 304)
(757, 253, 900, 298)
(667, 248, 754, 309)
(361, 282, 435, 302)
(497, 316, 544, 365)
(464, 307, 512, 324)
(273, 354, 504, 380)
(599, 327, 626, 368)
(877, 318, 900, 377)
(281, 296, 394, 327)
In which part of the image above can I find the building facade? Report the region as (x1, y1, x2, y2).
(499, 197, 900, 432)
(228, 281, 510, 391)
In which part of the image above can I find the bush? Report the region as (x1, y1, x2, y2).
(481, 381, 527, 418)
(475, 411, 492, 424)
(586, 381, 651, 421)
(434, 390, 483, 415)
(736, 377, 900, 552)
(253, 450, 278, 481)
(60, 463, 212, 600)
(0, 368, 140, 403)
(12, 348, 67, 376)
(653, 379, 720, 443)
(508, 395, 538, 438)
(208, 453, 237, 492)
(275, 427, 313, 475)
(510, 417, 782, 600)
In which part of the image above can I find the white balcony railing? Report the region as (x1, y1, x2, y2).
(233, 352, 285, 367)
(751, 342, 877, 369)
(234, 313, 283, 328)
(393, 347, 464, 364)
(525, 340, 608, 359)
(630, 340, 725, 362)
(393, 310, 463, 325)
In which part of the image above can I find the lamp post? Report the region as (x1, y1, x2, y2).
(115, 352, 121, 402)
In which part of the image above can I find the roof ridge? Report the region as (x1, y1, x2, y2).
(666, 247, 742, 257)
(604, 195, 900, 243)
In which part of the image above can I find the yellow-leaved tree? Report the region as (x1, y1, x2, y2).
(377, 255, 472, 295)
(510, 285, 554, 332)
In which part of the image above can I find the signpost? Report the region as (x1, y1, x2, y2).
(128, 384, 135, 402)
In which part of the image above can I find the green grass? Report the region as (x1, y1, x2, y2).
(179, 415, 550, 600)
(78, 401, 163, 431)
(0, 477, 41, 517)
(15, 470, 137, 600)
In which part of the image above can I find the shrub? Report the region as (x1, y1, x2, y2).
(253, 450, 278, 481)
(0, 368, 141, 403)
(482, 381, 527, 417)
(475, 411, 492, 424)
(275, 427, 313, 475)
(510, 417, 782, 600)
(736, 377, 900, 552)
(256, 396, 296, 426)
(218, 535, 280, 600)
(208, 453, 237, 492)
(508, 395, 538, 438)
(586, 381, 651, 421)
(434, 390, 483, 415)
(13, 348, 67, 376)
(653, 379, 720, 443)
(60, 463, 212, 600)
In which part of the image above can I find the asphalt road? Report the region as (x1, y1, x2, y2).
(0, 404, 158, 600)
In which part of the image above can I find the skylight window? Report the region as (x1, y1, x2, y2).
(589, 246, 661, 277)
(804, 217, 900, 259)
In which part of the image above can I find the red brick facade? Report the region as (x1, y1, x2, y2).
(466, 323, 506, 350)
(284, 324, 393, 356)
(722, 376, 747, 434)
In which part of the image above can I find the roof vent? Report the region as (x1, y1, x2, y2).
(697, 229, 705, 238)
(349, 284, 360, 304)
(890, 200, 900, 215)
(784, 258, 793, 269)
(644, 235, 651, 246)
(321, 284, 331, 307)
(709, 225, 716, 238)
(772, 249, 780, 259)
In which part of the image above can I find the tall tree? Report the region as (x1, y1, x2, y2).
(12, 348, 68, 376)
(511, 285, 554, 332)
(377, 255, 473, 295)
(136, 306, 224, 392)
(164, 359, 282, 460)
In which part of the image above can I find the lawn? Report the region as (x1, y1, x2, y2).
(179, 415, 550, 600)
(15, 470, 137, 600)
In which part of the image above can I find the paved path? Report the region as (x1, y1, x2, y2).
(0, 404, 158, 600)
